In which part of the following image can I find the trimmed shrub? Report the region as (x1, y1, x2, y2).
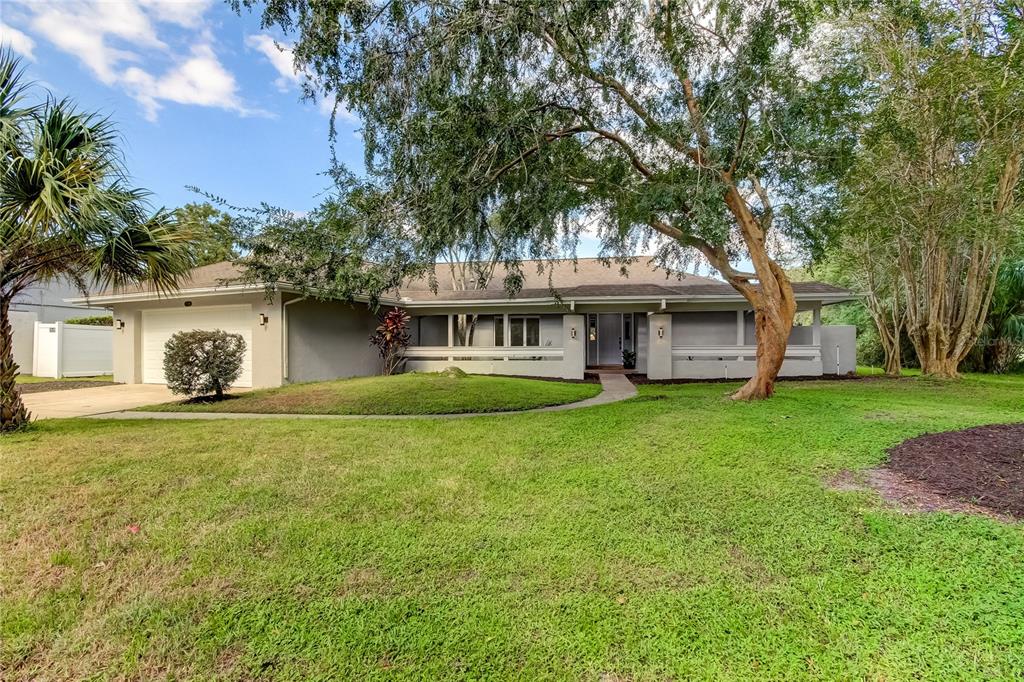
(65, 315, 113, 326)
(163, 330, 246, 398)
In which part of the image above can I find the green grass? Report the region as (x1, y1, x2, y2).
(15, 374, 113, 384)
(2, 375, 1024, 679)
(140, 372, 602, 415)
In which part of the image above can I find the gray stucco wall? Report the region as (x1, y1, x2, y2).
(673, 311, 737, 345)
(286, 299, 381, 383)
(821, 325, 857, 375)
(742, 315, 815, 345)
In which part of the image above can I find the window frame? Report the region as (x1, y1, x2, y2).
(508, 315, 542, 347)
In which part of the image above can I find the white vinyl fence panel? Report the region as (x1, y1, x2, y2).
(32, 322, 112, 378)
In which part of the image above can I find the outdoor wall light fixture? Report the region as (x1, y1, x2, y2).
(258, 313, 269, 326)
(114, 319, 125, 330)
(658, 325, 665, 339)
(570, 326, 577, 340)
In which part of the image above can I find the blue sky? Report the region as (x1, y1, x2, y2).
(0, 0, 361, 214)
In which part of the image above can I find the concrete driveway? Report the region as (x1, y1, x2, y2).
(21, 384, 178, 419)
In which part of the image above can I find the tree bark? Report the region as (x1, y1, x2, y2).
(883, 341, 902, 377)
(732, 291, 796, 400)
(722, 185, 798, 401)
(0, 297, 31, 432)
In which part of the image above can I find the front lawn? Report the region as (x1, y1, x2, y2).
(140, 372, 601, 415)
(3, 375, 1023, 679)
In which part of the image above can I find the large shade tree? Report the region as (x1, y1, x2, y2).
(831, 0, 1023, 378)
(235, 0, 853, 399)
(0, 52, 195, 431)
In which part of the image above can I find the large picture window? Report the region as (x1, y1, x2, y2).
(509, 316, 540, 347)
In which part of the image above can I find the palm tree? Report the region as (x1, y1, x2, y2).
(981, 259, 1024, 374)
(0, 50, 195, 431)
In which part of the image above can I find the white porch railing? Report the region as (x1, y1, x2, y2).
(669, 344, 822, 379)
(671, 344, 821, 360)
(403, 346, 564, 361)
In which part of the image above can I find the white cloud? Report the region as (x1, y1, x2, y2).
(245, 34, 299, 91)
(11, 0, 256, 120)
(139, 0, 213, 28)
(246, 32, 358, 124)
(0, 21, 37, 61)
(123, 44, 262, 121)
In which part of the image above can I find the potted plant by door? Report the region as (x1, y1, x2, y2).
(622, 349, 636, 370)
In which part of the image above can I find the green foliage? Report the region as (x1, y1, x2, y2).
(978, 259, 1024, 372)
(227, 171, 421, 304)
(232, 0, 857, 280)
(162, 330, 246, 398)
(622, 348, 637, 369)
(369, 307, 411, 375)
(820, 0, 1024, 375)
(5, 375, 1024, 676)
(173, 202, 239, 266)
(63, 315, 112, 326)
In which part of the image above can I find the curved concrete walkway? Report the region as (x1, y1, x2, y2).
(89, 373, 637, 421)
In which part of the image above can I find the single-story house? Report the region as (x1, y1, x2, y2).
(70, 259, 857, 387)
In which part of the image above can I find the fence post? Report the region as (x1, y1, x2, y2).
(54, 321, 64, 378)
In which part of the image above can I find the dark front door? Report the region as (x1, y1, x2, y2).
(597, 313, 622, 365)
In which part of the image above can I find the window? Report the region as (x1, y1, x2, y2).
(493, 315, 504, 346)
(509, 316, 540, 347)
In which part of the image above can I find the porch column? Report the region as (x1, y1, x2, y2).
(111, 308, 142, 384)
(447, 314, 454, 361)
(736, 309, 745, 361)
(562, 314, 585, 379)
(503, 313, 509, 361)
(647, 313, 673, 380)
(812, 305, 822, 358)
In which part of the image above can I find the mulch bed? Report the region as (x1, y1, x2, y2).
(631, 372, 861, 385)
(17, 381, 118, 394)
(886, 423, 1024, 519)
(174, 394, 242, 405)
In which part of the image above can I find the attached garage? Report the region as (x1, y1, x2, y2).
(141, 304, 254, 387)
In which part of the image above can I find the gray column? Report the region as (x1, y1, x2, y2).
(647, 313, 673, 380)
(562, 314, 585, 379)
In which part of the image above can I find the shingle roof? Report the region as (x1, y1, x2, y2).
(91, 259, 853, 302)
(100, 261, 246, 296)
(399, 280, 852, 301)
(402, 258, 719, 291)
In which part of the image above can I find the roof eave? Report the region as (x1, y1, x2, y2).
(400, 291, 857, 308)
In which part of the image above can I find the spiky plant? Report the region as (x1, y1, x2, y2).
(981, 260, 1024, 373)
(0, 50, 195, 431)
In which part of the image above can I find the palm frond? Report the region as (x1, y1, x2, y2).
(88, 209, 197, 295)
(0, 48, 36, 147)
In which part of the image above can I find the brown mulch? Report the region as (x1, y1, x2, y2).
(17, 380, 118, 394)
(830, 469, 1014, 522)
(885, 423, 1024, 519)
(631, 372, 862, 385)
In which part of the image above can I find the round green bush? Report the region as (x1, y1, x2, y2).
(163, 329, 246, 398)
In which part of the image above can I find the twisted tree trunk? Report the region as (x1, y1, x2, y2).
(723, 185, 797, 401)
(0, 297, 31, 432)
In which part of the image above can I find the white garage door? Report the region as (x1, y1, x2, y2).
(142, 305, 254, 387)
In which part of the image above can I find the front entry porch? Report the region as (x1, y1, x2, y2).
(585, 313, 640, 369)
